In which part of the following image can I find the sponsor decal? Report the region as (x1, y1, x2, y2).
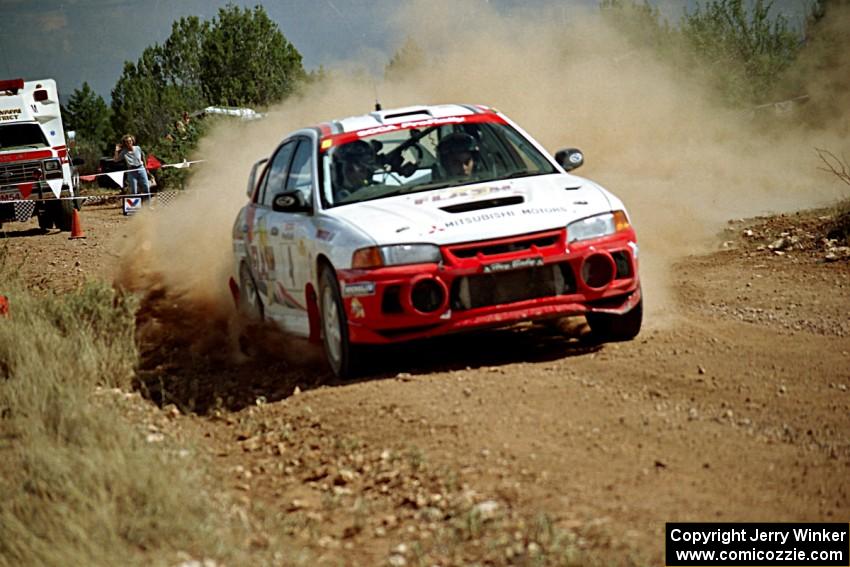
(123, 197, 142, 215)
(316, 228, 335, 242)
(412, 183, 514, 205)
(519, 206, 571, 215)
(0, 108, 22, 122)
(443, 206, 572, 229)
(0, 190, 24, 202)
(281, 222, 295, 239)
(445, 209, 515, 228)
(274, 282, 307, 311)
(482, 257, 544, 273)
(342, 281, 376, 297)
(349, 297, 365, 319)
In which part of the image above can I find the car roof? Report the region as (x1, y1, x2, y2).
(317, 103, 497, 136)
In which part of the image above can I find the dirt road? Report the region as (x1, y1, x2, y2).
(3, 201, 849, 565)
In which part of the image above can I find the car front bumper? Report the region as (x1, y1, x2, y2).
(337, 227, 640, 344)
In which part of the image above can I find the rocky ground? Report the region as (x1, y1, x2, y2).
(2, 200, 849, 565)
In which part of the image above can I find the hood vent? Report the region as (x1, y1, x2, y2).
(373, 107, 433, 124)
(440, 196, 524, 214)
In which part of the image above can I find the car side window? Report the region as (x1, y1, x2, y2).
(286, 139, 314, 210)
(259, 141, 296, 207)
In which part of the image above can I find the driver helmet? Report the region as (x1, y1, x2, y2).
(336, 140, 376, 169)
(335, 140, 377, 191)
(437, 132, 480, 166)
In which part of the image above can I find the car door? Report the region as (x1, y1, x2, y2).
(263, 136, 317, 336)
(247, 140, 295, 328)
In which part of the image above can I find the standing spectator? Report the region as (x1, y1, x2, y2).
(113, 134, 150, 199)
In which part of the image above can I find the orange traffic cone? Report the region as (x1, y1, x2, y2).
(69, 209, 86, 240)
(0, 295, 9, 318)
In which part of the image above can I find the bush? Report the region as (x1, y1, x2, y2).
(0, 272, 224, 566)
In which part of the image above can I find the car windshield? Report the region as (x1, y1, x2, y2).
(321, 118, 558, 208)
(0, 124, 49, 150)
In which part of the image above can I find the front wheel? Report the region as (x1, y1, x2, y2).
(37, 206, 54, 230)
(585, 295, 643, 343)
(319, 267, 360, 379)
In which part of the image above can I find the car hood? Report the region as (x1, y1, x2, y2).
(324, 173, 615, 246)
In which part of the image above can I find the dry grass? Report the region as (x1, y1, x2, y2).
(0, 260, 230, 567)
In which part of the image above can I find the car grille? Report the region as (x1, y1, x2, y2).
(450, 262, 575, 310)
(0, 160, 43, 185)
(446, 229, 562, 260)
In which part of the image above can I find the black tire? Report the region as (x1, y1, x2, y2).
(586, 296, 643, 343)
(319, 266, 361, 379)
(56, 199, 75, 232)
(37, 206, 54, 230)
(238, 263, 264, 320)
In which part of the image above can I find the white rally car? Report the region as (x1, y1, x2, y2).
(231, 104, 641, 377)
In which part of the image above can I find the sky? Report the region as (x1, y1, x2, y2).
(0, 0, 814, 103)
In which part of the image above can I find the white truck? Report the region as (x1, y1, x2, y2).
(0, 78, 82, 231)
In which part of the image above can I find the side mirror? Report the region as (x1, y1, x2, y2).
(272, 190, 311, 213)
(555, 148, 584, 172)
(247, 157, 268, 198)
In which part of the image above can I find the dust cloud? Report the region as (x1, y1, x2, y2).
(118, 0, 849, 353)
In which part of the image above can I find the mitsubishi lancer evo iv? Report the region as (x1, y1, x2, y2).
(231, 104, 641, 377)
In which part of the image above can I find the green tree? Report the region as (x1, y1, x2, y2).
(65, 82, 112, 144)
(679, 0, 801, 104)
(200, 4, 305, 107)
(111, 45, 182, 147)
(161, 15, 209, 114)
(63, 82, 112, 173)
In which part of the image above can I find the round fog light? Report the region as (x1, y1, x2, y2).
(410, 278, 446, 313)
(581, 253, 615, 289)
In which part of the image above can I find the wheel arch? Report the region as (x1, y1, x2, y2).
(309, 254, 336, 343)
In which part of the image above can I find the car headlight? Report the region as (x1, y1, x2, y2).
(43, 158, 62, 178)
(352, 244, 441, 268)
(567, 211, 630, 243)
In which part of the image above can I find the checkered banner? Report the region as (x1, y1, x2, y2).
(82, 190, 190, 208)
(13, 200, 36, 223)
